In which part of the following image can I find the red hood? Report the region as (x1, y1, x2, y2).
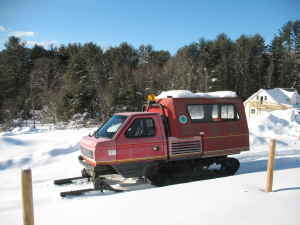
(80, 136, 113, 150)
(80, 135, 117, 163)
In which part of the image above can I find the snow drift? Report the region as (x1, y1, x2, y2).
(248, 109, 300, 145)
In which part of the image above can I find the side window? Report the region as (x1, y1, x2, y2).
(187, 104, 239, 122)
(187, 105, 204, 120)
(221, 104, 235, 120)
(125, 118, 155, 138)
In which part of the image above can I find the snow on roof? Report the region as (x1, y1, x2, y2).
(263, 88, 300, 105)
(156, 90, 238, 99)
(280, 88, 296, 98)
(265, 88, 292, 105)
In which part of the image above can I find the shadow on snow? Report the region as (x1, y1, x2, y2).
(0, 157, 32, 170)
(237, 156, 300, 175)
(47, 143, 80, 157)
(0, 137, 31, 146)
(0, 144, 80, 171)
(274, 187, 300, 192)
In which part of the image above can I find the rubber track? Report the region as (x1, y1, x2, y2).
(148, 158, 240, 187)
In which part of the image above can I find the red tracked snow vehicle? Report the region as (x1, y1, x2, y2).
(55, 91, 249, 196)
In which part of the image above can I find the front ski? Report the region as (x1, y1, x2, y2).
(60, 188, 95, 197)
(54, 176, 88, 185)
(58, 176, 123, 197)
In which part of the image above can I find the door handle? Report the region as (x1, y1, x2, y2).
(152, 146, 160, 151)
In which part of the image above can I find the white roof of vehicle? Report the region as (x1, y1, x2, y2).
(156, 90, 238, 99)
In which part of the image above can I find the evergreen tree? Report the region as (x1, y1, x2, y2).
(63, 53, 90, 117)
(0, 36, 32, 120)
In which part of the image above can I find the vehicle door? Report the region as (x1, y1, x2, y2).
(116, 115, 167, 162)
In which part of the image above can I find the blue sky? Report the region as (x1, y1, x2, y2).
(0, 0, 299, 53)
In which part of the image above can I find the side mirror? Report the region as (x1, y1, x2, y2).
(88, 128, 97, 137)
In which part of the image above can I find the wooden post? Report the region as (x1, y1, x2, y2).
(265, 139, 276, 192)
(21, 169, 35, 225)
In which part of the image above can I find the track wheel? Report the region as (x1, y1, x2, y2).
(219, 158, 240, 176)
(146, 165, 172, 187)
(149, 173, 172, 187)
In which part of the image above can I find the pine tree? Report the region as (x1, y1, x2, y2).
(0, 36, 32, 120)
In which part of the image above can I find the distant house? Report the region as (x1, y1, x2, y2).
(244, 88, 300, 118)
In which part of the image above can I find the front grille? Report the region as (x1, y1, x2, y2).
(80, 146, 94, 159)
(170, 140, 202, 155)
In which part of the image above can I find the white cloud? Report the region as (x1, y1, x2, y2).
(1, 27, 57, 49)
(26, 40, 58, 48)
(9, 31, 35, 37)
(0, 26, 6, 32)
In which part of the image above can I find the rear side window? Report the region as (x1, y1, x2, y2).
(125, 118, 155, 138)
(221, 105, 235, 120)
(187, 104, 239, 122)
(187, 105, 204, 120)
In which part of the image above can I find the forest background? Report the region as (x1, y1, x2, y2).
(0, 20, 299, 126)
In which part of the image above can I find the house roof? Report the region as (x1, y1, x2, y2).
(244, 88, 300, 106)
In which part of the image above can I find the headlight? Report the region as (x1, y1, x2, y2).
(80, 146, 94, 159)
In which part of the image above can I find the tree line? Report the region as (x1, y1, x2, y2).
(0, 20, 299, 125)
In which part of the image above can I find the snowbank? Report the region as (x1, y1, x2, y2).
(156, 90, 237, 99)
(248, 109, 300, 144)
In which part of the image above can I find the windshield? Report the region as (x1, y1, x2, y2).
(94, 115, 127, 139)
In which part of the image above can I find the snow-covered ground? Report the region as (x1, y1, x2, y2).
(1, 109, 300, 225)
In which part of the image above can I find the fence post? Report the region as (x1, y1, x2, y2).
(265, 139, 276, 192)
(21, 169, 35, 225)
